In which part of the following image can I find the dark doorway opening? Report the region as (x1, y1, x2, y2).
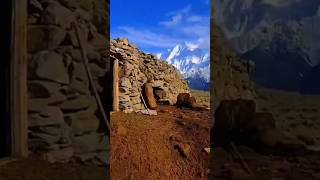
(0, 1, 13, 158)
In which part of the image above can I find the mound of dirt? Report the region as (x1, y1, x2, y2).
(110, 105, 211, 179)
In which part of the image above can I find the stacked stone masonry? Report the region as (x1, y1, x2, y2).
(110, 39, 190, 113)
(27, 0, 109, 165)
(211, 25, 256, 112)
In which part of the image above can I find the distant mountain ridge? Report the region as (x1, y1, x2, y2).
(213, 0, 320, 93)
(160, 43, 210, 91)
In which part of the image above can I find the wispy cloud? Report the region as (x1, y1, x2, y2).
(115, 26, 185, 48)
(159, 14, 183, 28)
(112, 5, 209, 52)
(158, 5, 210, 50)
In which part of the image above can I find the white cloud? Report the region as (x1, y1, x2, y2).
(185, 42, 199, 51)
(116, 26, 185, 48)
(155, 53, 162, 59)
(186, 16, 204, 23)
(112, 5, 210, 52)
(159, 14, 183, 27)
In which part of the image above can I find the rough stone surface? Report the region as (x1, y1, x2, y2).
(143, 83, 157, 110)
(111, 39, 189, 113)
(29, 51, 69, 84)
(211, 25, 255, 114)
(27, 0, 109, 165)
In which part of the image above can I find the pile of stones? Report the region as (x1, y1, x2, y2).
(211, 25, 256, 113)
(110, 39, 190, 113)
(27, 0, 109, 165)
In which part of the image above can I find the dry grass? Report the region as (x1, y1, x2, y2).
(191, 90, 210, 108)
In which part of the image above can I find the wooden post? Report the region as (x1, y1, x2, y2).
(11, 0, 28, 157)
(113, 59, 119, 112)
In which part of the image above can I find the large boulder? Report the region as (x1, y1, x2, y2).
(213, 99, 306, 154)
(176, 93, 197, 109)
(142, 83, 157, 110)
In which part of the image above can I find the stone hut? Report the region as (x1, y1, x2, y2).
(110, 39, 190, 113)
(1, 0, 110, 166)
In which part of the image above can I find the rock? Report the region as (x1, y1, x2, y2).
(28, 99, 48, 113)
(60, 95, 92, 111)
(28, 26, 66, 53)
(213, 99, 256, 147)
(28, 80, 61, 98)
(88, 32, 108, 50)
(41, 1, 75, 28)
(89, 63, 106, 78)
(176, 93, 197, 109)
(152, 80, 164, 87)
(43, 147, 74, 163)
(28, 107, 65, 127)
(69, 79, 90, 95)
(111, 38, 190, 112)
(72, 62, 89, 85)
(38, 125, 63, 136)
(56, 0, 79, 9)
(120, 77, 132, 88)
(174, 143, 191, 158)
(119, 95, 130, 102)
(213, 99, 306, 155)
(72, 133, 106, 153)
(78, 0, 94, 11)
(203, 148, 210, 154)
(68, 49, 82, 62)
(29, 51, 69, 84)
(257, 129, 306, 155)
(29, 131, 61, 145)
(139, 109, 157, 116)
(122, 38, 129, 46)
(143, 83, 157, 110)
(71, 116, 100, 136)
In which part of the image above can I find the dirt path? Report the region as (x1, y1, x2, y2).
(110, 105, 211, 180)
(0, 157, 108, 180)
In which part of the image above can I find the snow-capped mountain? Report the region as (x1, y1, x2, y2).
(160, 43, 210, 91)
(213, 0, 320, 93)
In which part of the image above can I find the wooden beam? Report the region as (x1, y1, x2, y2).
(113, 59, 119, 112)
(10, 0, 28, 157)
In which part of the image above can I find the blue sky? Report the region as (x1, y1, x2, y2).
(111, 0, 210, 55)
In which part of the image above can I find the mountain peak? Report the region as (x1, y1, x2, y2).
(162, 43, 210, 90)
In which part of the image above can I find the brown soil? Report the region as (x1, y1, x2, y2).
(0, 157, 108, 180)
(210, 89, 320, 180)
(110, 105, 211, 180)
(210, 147, 320, 180)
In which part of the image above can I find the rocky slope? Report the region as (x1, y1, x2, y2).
(27, 0, 109, 164)
(110, 39, 190, 113)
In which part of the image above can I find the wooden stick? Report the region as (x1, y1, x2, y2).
(113, 59, 119, 112)
(73, 22, 110, 134)
(230, 142, 253, 174)
(132, 70, 151, 115)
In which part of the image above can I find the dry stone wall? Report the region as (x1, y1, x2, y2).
(27, 0, 109, 165)
(110, 39, 190, 113)
(211, 24, 256, 113)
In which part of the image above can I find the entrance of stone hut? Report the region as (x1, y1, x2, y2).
(0, 1, 28, 160)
